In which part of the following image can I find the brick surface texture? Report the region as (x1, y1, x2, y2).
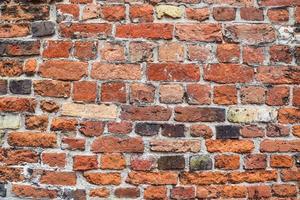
(0, 0, 300, 199)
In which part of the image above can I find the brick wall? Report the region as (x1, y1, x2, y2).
(0, 0, 300, 199)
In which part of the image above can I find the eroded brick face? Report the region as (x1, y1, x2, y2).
(0, 0, 299, 199)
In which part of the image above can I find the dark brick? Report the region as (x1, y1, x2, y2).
(266, 124, 289, 137)
(161, 124, 185, 137)
(114, 187, 140, 198)
(62, 189, 86, 200)
(9, 80, 32, 95)
(216, 125, 240, 139)
(0, 80, 7, 95)
(157, 155, 185, 170)
(32, 21, 55, 37)
(189, 155, 212, 171)
(175, 107, 226, 122)
(0, 40, 40, 56)
(135, 123, 160, 136)
(0, 184, 6, 197)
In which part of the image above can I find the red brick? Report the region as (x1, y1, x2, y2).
(293, 87, 300, 106)
(206, 139, 254, 153)
(12, 184, 58, 199)
(272, 184, 297, 197)
(213, 7, 236, 21)
(180, 172, 227, 185)
(101, 82, 126, 103)
(39, 60, 87, 81)
(243, 46, 265, 65)
(89, 188, 110, 198)
(129, 41, 154, 62)
(240, 86, 266, 104)
(59, 23, 112, 38)
(126, 171, 178, 185)
(82, 4, 101, 20)
(257, 66, 300, 84)
(0, 167, 24, 183)
(92, 136, 144, 153)
(100, 42, 125, 62)
(158, 42, 184, 62)
(130, 5, 154, 22)
(130, 155, 156, 171)
(62, 137, 85, 151)
(175, 24, 222, 42)
(247, 185, 272, 199)
(260, 139, 300, 152)
(73, 41, 97, 60)
(204, 64, 254, 83)
(186, 8, 209, 21)
(34, 80, 71, 98)
(175, 107, 225, 122)
(186, 84, 211, 105)
(241, 125, 265, 138)
(130, 83, 155, 104)
(73, 155, 98, 171)
(115, 187, 140, 198)
(42, 40, 72, 58)
(51, 117, 77, 132)
(187, 44, 211, 62)
(266, 86, 290, 106)
(40, 171, 76, 186)
(147, 63, 200, 82)
(144, 186, 167, 200)
(0, 149, 38, 165)
(217, 43, 240, 63)
(25, 115, 48, 131)
(240, 7, 263, 21)
(8, 132, 56, 148)
(100, 153, 126, 170)
(0, 23, 30, 38)
(244, 154, 267, 169)
(1, 40, 40, 56)
(84, 172, 121, 185)
(42, 152, 66, 167)
(56, 4, 79, 21)
(107, 121, 132, 134)
(79, 121, 104, 137)
(281, 169, 300, 182)
(215, 155, 240, 170)
(0, 97, 36, 112)
(23, 58, 37, 76)
(171, 187, 195, 200)
(40, 100, 59, 113)
(228, 170, 277, 183)
(102, 5, 125, 21)
(116, 23, 173, 39)
(121, 105, 171, 121)
(258, 0, 294, 6)
(73, 81, 97, 103)
(268, 8, 289, 23)
(213, 85, 237, 105)
(190, 124, 213, 138)
(0, 59, 23, 77)
(270, 155, 293, 168)
(270, 45, 292, 63)
(278, 108, 300, 124)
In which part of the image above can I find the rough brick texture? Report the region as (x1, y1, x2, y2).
(0, 0, 299, 199)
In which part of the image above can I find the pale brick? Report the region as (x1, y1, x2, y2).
(156, 5, 183, 19)
(0, 115, 20, 129)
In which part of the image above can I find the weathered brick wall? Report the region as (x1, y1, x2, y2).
(0, 0, 300, 199)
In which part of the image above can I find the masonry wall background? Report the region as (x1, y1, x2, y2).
(0, 0, 300, 199)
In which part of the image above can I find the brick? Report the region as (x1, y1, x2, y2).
(243, 46, 264, 65)
(51, 117, 77, 132)
(213, 85, 237, 105)
(8, 132, 56, 148)
(215, 155, 240, 170)
(101, 153, 126, 170)
(268, 8, 289, 23)
(62, 137, 85, 151)
(115, 187, 140, 198)
(40, 100, 59, 113)
(91, 136, 144, 153)
(278, 108, 300, 124)
(0, 24, 30, 38)
(73, 155, 98, 171)
(39, 60, 87, 81)
(23, 58, 37, 76)
(73, 41, 97, 60)
(266, 124, 289, 137)
(79, 121, 104, 137)
(174, 107, 225, 122)
(148, 63, 200, 82)
(229, 170, 277, 183)
(272, 184, 297, 197)
(108, 121, 132, 134)
(84, 172, 121, 185)
(206, 139, 254, 153)
(270, 155, 293, 168)
(292, 125, 300, 137)
(281, 169, 300, 181)
(121, 105, 171, 121)
(150, 139, 200, 153)
(89, 188, 110, 198)
(135, 123, 160, 136)
(0, 97, 36, 113)
(40, 171, 76, 186)
(241, 86, 266, 104)
(241, 125, 264, 138)
(187, 44, 211, 62)
(190, 125, 213, 138)
(34, 80, 71, 98)
(42, 40, 72, 58)
(144, 186, 167, 200)
(130, 83, 155, 104)
(56, 4, 79, 21)
(25, 115, 48, 131)
(59, 23, 112, 38)
(221, 186, 247, 198)
(0, 114, 20, 129)
(240, 7, 263, 21)
(82, 4, 101, 20)
(186, 84, 211, 105)
(61, 103, 118, 119)
(190, 155, 212, 171)
(92, 63, 141, 80)
(0, 59, 23, 77)
(116, 23, 173, 39)
(161, 124, 185, 137)
(0, 40, 40, 56)
(31, 21, 55, 37)
(171, 187, 195, 200)
(0, 167, 24, 183)
(175, 24, 222, 42)
(158, 42, 184, 62)
(130, 155, 156, 171)
(196, 186, 220, 199)
(0, 149, 38, 165)
(247, 185, 272, 199)
(204, 64, 254, 83)
(156, 5, 183, 19)
(12, 184, 57, 199)
(100, 42, 125, 62)
(270, 45, 292, 63)
(216, 125, 240, 139)
(73, 81, 97, 103)
(158, 155, 185, 170)
(258, 0, 294, 6)
(130, 5, 154, 22)
(244, 154, 267, 169)
(126, 171, 178, 185)
(260, 139, 300, 152)
(101, 82, 126, 103)
(62, 189, 86, 200)
(129, 42, 154, 62)
(227, 106, 277, 123)
(186, 8, 209, 21)
(213, 7, 236, 21)
(216, 43, 240, 63)
(42, 152, 66, 167)
(224, 24, 276, 44)
(257, 66, 300, 84)
(160, 84, 184, 103)
(180, 172, 227, 185)
(0, 4, 49, 21)
(102, 5, 125, 21)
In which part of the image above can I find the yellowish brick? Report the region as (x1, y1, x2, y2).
(156, 5, 183, 19)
